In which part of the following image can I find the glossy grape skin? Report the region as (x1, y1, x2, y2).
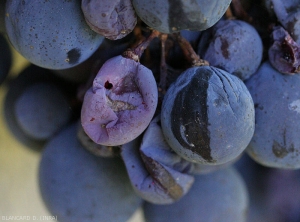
(202, 19, 263, 81)
(132, 0, 231, 34)
(246, 62, 300, 169)
(14, 83, 71, 140)
(39, 122, 142, 222)
(81, 55, 158, 146)
(5, 0, 104, 69)
(81, 0, 137, 40)
(143, 167, 249, 222)
(161, 65, 255, 165)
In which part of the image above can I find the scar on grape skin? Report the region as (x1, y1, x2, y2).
(272, 129, 295, 158)
(106, 95, 137, 112)
(66, 48, 81, 64)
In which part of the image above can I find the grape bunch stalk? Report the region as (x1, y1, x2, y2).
(2, 0, 300, 221)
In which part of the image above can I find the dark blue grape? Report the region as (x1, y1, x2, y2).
(132, 0, 232, 33)
(202, 19, 263, 80)
(5, 0, 104, 69)
(161, 65, 255, 165)
(4, 65, 75, 150)
(143, 167, 249, 222)
(246, 61, 300, 169)
(14, 82, 71, 140)
(39, 122, 142, 222)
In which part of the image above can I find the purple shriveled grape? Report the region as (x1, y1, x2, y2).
(121, 136, 194, 205)
(81, 0, 137, 40)
(268, 26, 300, 74)
(81, 55, 158, 146)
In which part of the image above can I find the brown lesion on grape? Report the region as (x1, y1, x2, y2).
(106, 95, 137, 112)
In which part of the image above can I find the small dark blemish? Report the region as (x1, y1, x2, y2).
(66, 48, 81, 64)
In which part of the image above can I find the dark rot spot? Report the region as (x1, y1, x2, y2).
(221, 38, 229, 59)
(66, 48, 81, 64)
(104, 81, 113, 89)
(90, 117, 95, 121)
(171, 68, 214, 162)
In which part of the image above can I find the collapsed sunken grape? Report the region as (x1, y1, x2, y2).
(132, 0, 231, 33)
(81, 0, 137, 40)
(81, 55, 158, 146)
(202, 19, 263, 80)
(161, 65, 255, 165)
(39, 122, 142, 222)
(143, 167, 249, 222)
(122, 138, 194, 205)
(5, 0, 104, 69)
(246, 62, 300, 169)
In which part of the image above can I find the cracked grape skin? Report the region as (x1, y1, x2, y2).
(132, 0, 231, 34)
(245, 61, 300, 169)
(81, 55, 158, 146)
(39, 122, 142, 222)
(5, 0, 104, 69)
(202, 19, 263, 81)
(161, 65, 255, 165)
(143, 167, 249, 222)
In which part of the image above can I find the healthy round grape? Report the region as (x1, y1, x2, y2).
(202, 19, 263, 80)
(81, 0, 137, 40)
(39, 122, 142, 222)
(5, 0, 104, 69)
(81, 55, 158, 146)
(14, 82, 71, 140)
(246, 61, 300, 169)
(143, 167, 249, 222)
(161, 65, 255, 165)
(132, 0, 232, 33)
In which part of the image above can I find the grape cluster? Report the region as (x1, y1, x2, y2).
(2, 0, 300, 221)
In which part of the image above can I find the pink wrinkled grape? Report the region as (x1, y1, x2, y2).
(81, 55, 158, 146)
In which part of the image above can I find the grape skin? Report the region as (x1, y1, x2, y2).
(5, 0, 104, 69)
(246, 61, 300, 169)
(39, 122, 142, 222)
(161, 65, 255, 165)
(81, 55, 158, 146)
(202, 19, 263, 81)
(143, 167, 249, 222)
(132, 0, 232, 33)
(81, 0, 137, 40)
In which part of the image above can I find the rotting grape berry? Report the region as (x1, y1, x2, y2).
(161, 65, 255, 165)
(81, 55, 158, 146)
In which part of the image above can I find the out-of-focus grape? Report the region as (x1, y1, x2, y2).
(39, 122, 143, 222)
(143, 167, 249, 222)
